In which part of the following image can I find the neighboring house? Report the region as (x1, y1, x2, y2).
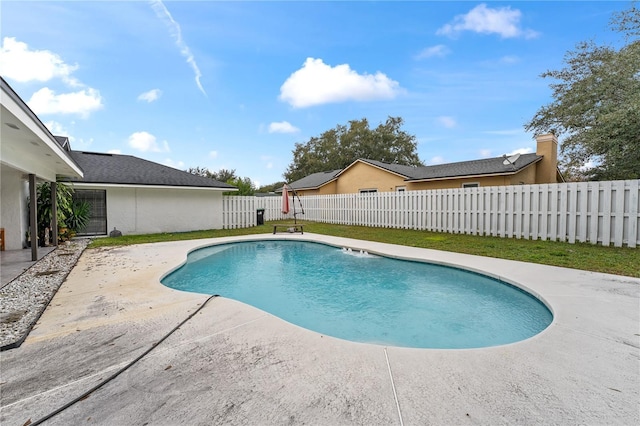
(1, 77, 235, 252)
(288, 134, 563, 195)
(60, 148, 236, 236)
(1, 77, 83, 258)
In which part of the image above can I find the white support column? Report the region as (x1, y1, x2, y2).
(29, 174, 38, 261)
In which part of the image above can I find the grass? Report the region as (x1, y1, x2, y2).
(88, 220, 640, 278)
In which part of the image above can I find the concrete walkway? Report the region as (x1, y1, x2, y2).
(1, 233, 638, 425)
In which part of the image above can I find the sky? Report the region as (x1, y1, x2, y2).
(0, 1, 629, 188)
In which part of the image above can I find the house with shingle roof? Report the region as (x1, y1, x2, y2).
(59, 149, 236, 236)
(1, 77, 236, 247)
(288, 134, 563, 195)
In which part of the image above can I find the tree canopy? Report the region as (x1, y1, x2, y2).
(284, 116, 422, 183)
(257, 181, 286, 193)
(186, 167, 237, 183)
(524, 3, 640, 181)
(186, 167, 255, 195)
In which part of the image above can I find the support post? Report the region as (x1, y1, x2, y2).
(51, 181, 58, 246)
(29, 174, 38, 261)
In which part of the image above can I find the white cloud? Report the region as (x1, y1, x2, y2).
(0, 37, 79, 85)
(506, 147, 534, 156)
(137, 89, 162, 102)
(437, 4, 539, 39)
(479, 149, 492, 158)
(128, 131, 170, 153)
(279, 58, 402, 108)
(150, 1, 206, 96)
(209, 150, 218, 159)
(28, 87, 103, 118)
(44, 120, 92, 150)
(415, 44, 451, 60)
(429, 156, 445, 165)
(44, 120, 69, 136)
(107, 149, 122, 154)
(437, 116, 457, 129)
(163, 158, 185, 169)
(268, 121, 300, 134)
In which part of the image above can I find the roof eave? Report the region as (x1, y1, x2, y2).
(1, 77, 84, 179)
(64, 182, 236, 191)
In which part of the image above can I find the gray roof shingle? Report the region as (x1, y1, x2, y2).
(290, 154, 542, 189)
(361, 154, 541, 181)
(62, 151, 236, 189)
(288, 169, 342, 190)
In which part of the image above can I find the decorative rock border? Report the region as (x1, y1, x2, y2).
(0, 239, 90, 350)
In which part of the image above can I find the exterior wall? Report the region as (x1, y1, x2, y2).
(0, 168, 27, 249)
(336, 162, 406, 193)
(294, 180, 337, 196)
(74, 185, 224, 235)
(406, 166, 539, 191)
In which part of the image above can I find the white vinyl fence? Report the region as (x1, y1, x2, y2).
(223, 180, 640, 247)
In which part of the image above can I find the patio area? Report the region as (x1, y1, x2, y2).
(1, 246, 56, 289)
(1, 233, 638, 425)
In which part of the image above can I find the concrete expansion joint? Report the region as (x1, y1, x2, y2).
(384, 347, 404, 426)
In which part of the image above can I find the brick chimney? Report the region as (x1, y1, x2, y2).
(535, 133, 559, 184)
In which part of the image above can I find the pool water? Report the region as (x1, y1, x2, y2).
(162, 240, 552, 349)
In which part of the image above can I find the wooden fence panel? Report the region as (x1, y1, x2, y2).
(222, 180, 639, 247)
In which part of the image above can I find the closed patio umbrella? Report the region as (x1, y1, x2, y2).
(282, 184, 290, 214)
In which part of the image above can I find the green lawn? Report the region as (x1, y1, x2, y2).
(88, 220, 640, 278)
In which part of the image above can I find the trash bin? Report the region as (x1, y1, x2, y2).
(256, 208, 265, 225)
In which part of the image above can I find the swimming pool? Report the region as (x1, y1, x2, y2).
(161, 240, 553, 349)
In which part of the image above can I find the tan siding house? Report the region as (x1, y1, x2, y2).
(288, 134, 563, 195)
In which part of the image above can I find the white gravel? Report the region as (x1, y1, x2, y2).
(0, 239, 90, 349)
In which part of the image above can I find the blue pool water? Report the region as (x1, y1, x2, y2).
(162, 240, 552, 349)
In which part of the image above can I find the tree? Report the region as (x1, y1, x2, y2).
(284, 116, 422, 182)
(257, 181, 287, 193)
(186, 166, 213, 178)
(186, 167, 238, 183)
(226, 177, 255, 196)
(524, 4, 640, 181)
(211, 168, 237, 183)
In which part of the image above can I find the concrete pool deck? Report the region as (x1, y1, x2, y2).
(1, 233, 638, 425)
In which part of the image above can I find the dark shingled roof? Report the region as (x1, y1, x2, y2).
(62, 151, 236, 189)
(359, 154, 542, 181)
(288, 169, 342, 190)
(290, 154, 543, 189)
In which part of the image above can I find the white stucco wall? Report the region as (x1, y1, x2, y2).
(0, 168, 28, 250)
(76, 185, 224, 235)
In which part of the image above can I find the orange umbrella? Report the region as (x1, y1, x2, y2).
(282, 184, 290, 214)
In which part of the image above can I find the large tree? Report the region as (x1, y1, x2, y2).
(525, 3, 640, 181)
(284, 116, 422, 183)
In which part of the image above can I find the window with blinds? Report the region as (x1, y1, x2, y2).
(73, 190, 107, 236)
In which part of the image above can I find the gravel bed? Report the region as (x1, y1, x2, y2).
(0, 239, 90, 350)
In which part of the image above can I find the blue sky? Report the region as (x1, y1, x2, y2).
(0, 1, 628, 187)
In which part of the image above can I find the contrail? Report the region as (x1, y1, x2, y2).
(149, 0, 207, 96)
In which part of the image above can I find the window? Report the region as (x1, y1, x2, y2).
(73, 189, 107, 236)
(359, 188, 378, 193)
(396, 186, 406, 192)
(462, 183, 479, 188)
